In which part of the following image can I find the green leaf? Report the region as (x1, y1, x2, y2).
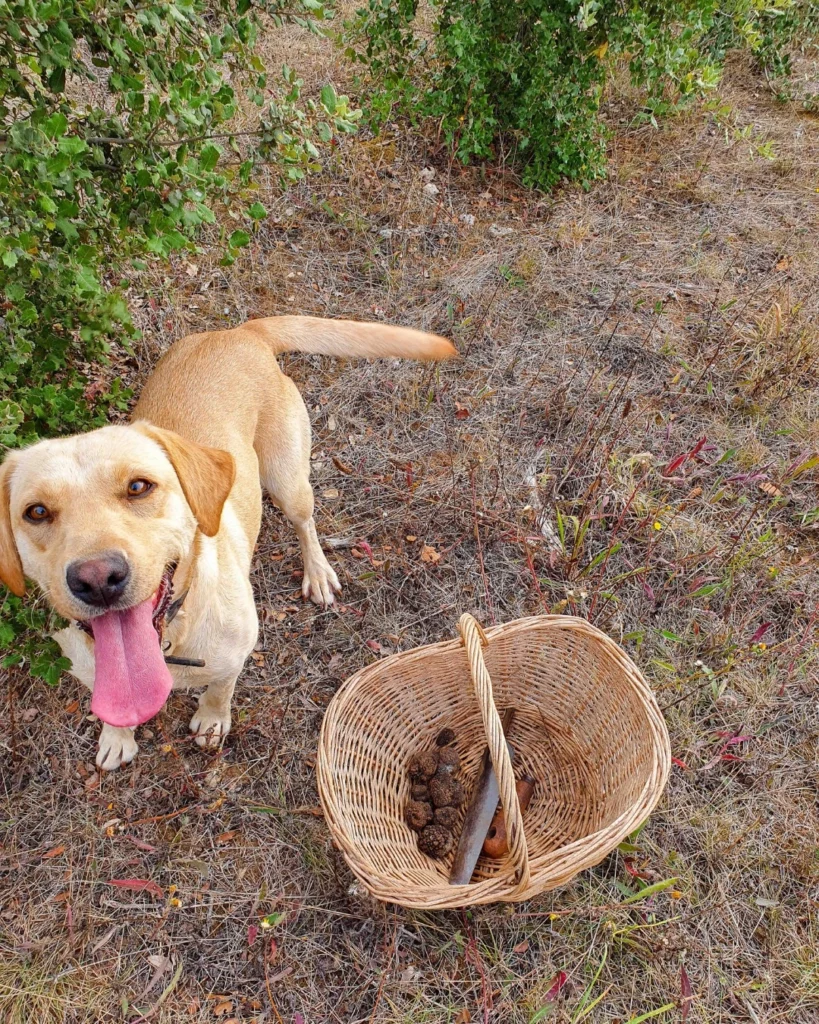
(320, 83, 337, 114)
(199, 143, 222, 171)
(619, 877, 679, 905)
(229, 229, 251, 248)
(247, 201, 267, 220)
(55, 218, 79, 241)
(571, 947, 608, 1023)
(43, 112, 68, 138)
(57, 135, 89, 156)
(623, 1004, 676, 1024)
(582, 542, 621, 574)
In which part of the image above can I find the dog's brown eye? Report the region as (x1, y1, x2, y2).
(24, 504, 50, 523)
(127, 479, 154, 498)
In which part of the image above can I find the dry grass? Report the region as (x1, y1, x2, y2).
(2, 25, 819, 1024)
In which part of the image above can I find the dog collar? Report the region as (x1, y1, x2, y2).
(161, 586, 206, 668)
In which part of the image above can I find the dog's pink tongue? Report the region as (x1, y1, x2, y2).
(89, 599, 173, 728)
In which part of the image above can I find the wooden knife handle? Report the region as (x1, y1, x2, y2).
(482, 775, 536, 859)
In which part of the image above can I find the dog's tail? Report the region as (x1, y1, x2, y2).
(243, 315, 457, 362)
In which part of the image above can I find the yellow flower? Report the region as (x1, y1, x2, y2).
(169, 897, 182, 908)
(653, 521, 663, 531)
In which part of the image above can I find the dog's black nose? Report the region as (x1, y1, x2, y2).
(66, 553, 130, 607)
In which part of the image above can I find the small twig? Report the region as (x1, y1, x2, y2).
(265, 953, 286, 1024)
(6, 668, 17, 760)
(461, 911, 492, 1024)
(471, 468, 496, 624)
(368, 916, 398, 1023)
(521, 538, 550, 612)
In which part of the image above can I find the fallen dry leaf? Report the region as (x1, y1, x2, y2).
(332, 456, 353, 474)
(543, 970, 568, 1001)
(513, 939, 529, 954)
(108, 878, 164, 900)
(42, 844, 66, 860)
(322, 487, 340, 499)
(142, 955, 172, 997)
(454, 1011, 471, 1024)
(775, 255, 791, 271)
(124, 835, 157, 853)
(759, 481, 783, 498)
(420, 544, 441, 564)
(216, 831, 238, 844)
(64, 699, 80, 714)
(454, 401, 470, 419)
(681, 963, 693, 1019)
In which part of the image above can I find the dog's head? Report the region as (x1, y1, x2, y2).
(0, 422, 235, 727)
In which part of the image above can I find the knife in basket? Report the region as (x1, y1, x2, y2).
(449, 707, 515, 886)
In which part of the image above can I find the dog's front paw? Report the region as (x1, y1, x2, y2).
(96, 724, 138, 771)
(190, 701, 231, 749)
(302, 554, 341, 606)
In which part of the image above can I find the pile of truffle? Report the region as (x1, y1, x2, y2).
(406, 728, 465, 858)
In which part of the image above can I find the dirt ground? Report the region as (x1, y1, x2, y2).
(2, 24, 818, 1024)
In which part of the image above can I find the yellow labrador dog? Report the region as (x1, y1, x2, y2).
(0, 317, 454, 769)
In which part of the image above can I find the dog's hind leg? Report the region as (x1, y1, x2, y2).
(255, 376, 341, 606)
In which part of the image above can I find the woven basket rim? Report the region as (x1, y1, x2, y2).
(317, 614, 671, 909)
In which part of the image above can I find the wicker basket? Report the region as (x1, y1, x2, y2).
(317, 614, 670, 909)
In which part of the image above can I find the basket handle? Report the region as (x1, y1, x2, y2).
(458, 613, 531, 892)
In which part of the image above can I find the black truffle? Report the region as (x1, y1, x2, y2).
(417, 824, 455, 858)
(435, 728, 456, 747)
(433, 805, 459, 829)
(429, 772, 466, 808)
(411, 783, 430, 801)
(408, 750, 438, 783)
(405, 799, 433, 831)
(436, 745, 461, 773)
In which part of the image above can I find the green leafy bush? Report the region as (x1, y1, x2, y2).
(344, 0, 811, 189)
(0, 0, 359, 678)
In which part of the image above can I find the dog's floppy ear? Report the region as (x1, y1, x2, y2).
(0, 455, 25, 597)
(135, 423, 236, 538)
